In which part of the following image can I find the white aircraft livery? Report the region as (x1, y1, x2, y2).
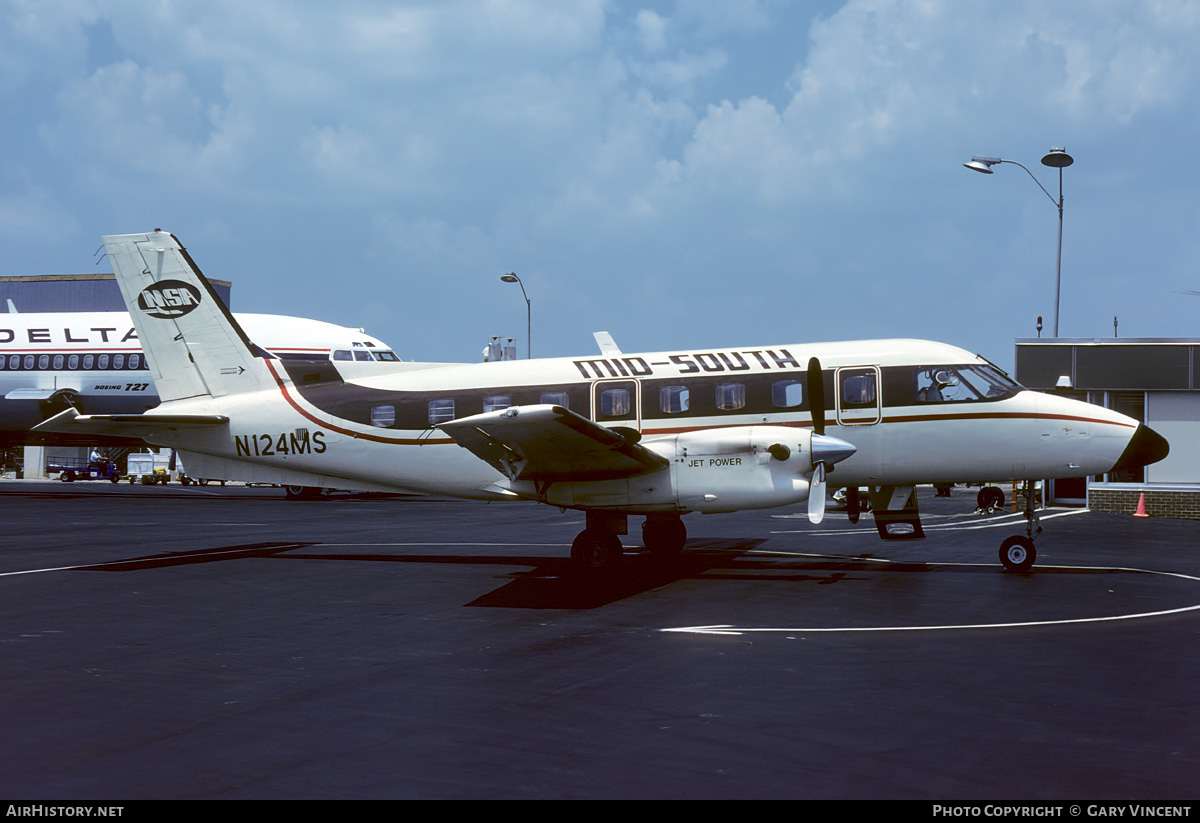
(1, 309, 399, 445)
(35, 230, 1169, 574)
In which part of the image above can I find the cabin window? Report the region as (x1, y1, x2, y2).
(0, 356, 5, 370)
(600, 388, 630, 417)
(540, 392, 569, 409)
(82, 355, 94, 369)
(715, 383, 745, 411)
(38, 355, 49, 369)
(772, 379, 803, 408)
(98, 355, 109, 369)
(23, 355, 34, 369)
(113, 354, 125, 369)
(428, 398, 455, 425)
(370, 405, 396, 428)
(483, 395, 511, 412)
(660, 386, 690, 414)
(841, 370, 876, 407)
(68, 355, 79, 369)
(333, 350, 353, 361)
(53, 355, 64, 369)
(129, 354, 141, 369)
(9, 355, 18, 369)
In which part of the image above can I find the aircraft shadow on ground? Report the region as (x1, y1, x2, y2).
(73, 537, 1132, 610)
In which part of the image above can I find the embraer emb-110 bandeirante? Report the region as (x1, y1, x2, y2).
(35, 230, 1169, 574)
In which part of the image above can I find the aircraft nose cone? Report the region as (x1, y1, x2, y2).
(812, 433, 856, 466)
(1112, 423, 1170, 473)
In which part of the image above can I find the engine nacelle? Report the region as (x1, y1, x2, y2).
(531, 425, 824, 514)
(655, 426, 816, 513)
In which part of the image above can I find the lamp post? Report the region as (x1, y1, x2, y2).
(500, 272, 530, 359)
(964, 147, 1074, 337)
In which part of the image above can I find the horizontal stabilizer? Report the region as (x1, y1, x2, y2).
(439, 404, 668, 481)
(32, 408, 229, 439)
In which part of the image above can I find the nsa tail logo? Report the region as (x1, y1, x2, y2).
(137, 280, 202, 318)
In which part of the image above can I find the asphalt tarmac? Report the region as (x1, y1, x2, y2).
(0, 480, 1197, 799)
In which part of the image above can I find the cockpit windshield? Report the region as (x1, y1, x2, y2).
(914, 364, 1020, 403)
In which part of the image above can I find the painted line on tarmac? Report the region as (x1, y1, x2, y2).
(662, 563, 1200, 636)
(770, 508, 1087, 536)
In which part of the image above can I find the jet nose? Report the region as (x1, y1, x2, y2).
(1111, 423, 1170, 473)
(811, 433, 856, 467)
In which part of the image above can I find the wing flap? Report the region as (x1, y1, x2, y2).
(32, 408, 229, 439)
(438, 404, 668, 481)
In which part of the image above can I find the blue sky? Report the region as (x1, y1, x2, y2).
(3, 0, 1198, 368)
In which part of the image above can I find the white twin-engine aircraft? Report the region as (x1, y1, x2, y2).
(36, 230, 1168, 575)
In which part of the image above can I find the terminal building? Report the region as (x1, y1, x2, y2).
(1015, 337, 1200, 517)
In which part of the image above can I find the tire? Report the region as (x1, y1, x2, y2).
(999, 535, 1036, 572)
(198, 479, 209, 486)
(642, 516, 687, 557)
(977, 486, 1005, 511)
(571, 529, 623, 575)
(285, 485, 321, 501)
(61, 471, 75, 483)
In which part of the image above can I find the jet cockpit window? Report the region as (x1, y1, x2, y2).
(428, 398, 455, 425)
(483, 395, 511, 412)
(370, 405, 396, 428)
(660, 386, 690, 414)
(374, 351, 400, 362)
(333, 350, 353, 361)
(772, 379, 803, 408)
(716, 383, 746, 411)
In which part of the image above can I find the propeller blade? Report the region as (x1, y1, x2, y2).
(808, 461, 827, 524)
(807, 357, 825, 437)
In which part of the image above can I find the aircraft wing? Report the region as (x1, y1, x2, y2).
(438, 404, 668, 482)
(31, 408, 229, 439)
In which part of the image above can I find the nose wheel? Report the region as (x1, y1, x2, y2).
(998, 479, 1041, 572)
(999, 535, 1036, 572)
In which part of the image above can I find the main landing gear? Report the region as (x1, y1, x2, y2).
(569, 512, 688, 576)
(998, 480, 1041, 572)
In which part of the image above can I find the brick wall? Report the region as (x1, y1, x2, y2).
(1088, 488, 1200, 520)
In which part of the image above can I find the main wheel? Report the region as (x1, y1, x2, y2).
(978, 486, 1005, 512)
(642, 515, 687, 557)
(571, 529, 623, 575)
(999, 535, 1036, 572)
(285, 485, 321, 500)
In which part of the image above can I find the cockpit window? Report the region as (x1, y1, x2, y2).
(333, 350, 353, 361)
(914, 365, 1018, 403)
(374, 350, 400, 362)
(354, 350, 373, 361)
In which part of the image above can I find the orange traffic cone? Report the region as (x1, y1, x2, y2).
(1134, 493, 1149, 518)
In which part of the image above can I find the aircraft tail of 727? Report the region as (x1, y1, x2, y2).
(102, 231, 272, 403)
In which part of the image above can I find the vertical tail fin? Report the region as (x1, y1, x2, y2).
(103, 230, 273, 402)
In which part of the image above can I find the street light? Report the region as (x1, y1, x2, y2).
(500, 272, 530, 359)
(964, 147, 1074, 337)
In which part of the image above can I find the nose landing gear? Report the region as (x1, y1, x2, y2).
(999, 480, 1042, 572)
